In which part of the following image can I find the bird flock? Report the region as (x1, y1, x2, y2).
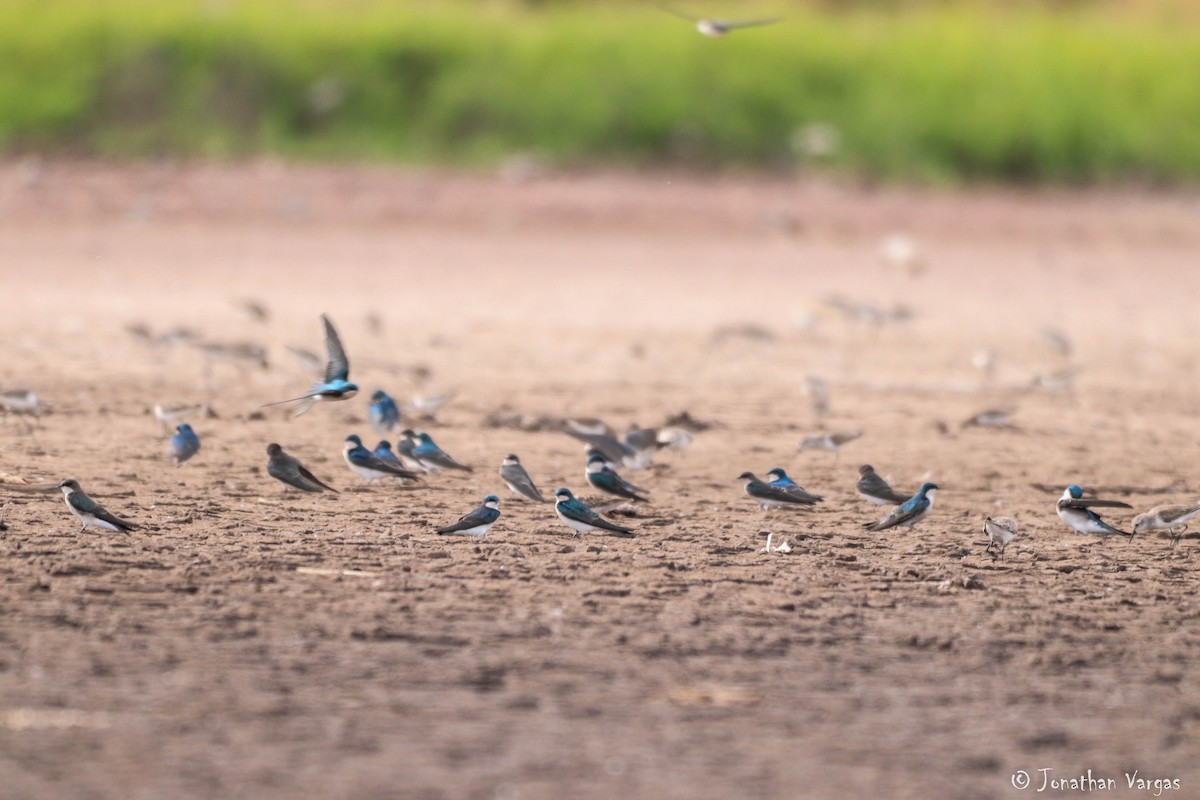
(15, 310, 1195, 559)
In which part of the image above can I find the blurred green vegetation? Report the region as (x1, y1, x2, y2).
(2, 1, 1198, 183)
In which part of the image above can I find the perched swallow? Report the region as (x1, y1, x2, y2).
(554, 488, 634, 537)
(1131, 503, 1200, 546)
(1055, 484, 1132, 537)
(59, 479, 137, 533)
(625, 425, 659, 454)
(411, 432, 472, 472)
(983, 516, 1018, 558)
(372, 440, 416, 482)
(369, 390, 401, 434)
(343, 434, 423, 483)
(499, 454, 547, 503)
(263, 315, 358, 416)
(396, 429, 425, 470)
(153, 402, 201, 435)
(856, 464, 910, 506)
(661, 6, 781, 37)
(797, 431, 862, 461)
(586, 454, 650, 503)
(765, 468, 824, 503)
(738, 472, 821, 509)
(169, 423, 201, 465)
(234, 298, 270, 323)
(437, 495, 501, 538)
(803, 376, 830, 418)
(864, 483, 939, 531)
(266, 443, 338, 493)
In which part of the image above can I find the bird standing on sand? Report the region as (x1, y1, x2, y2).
(59, 479, 137, 533)
(266, 443, 338, 493)
(343, 435, 423, 484)
(856, 465, 910, 506)
(1055, 484, 1132, 537)
(437, 495, 501, 538)
(586, 454, 650, 503)
(738, 472, 821, 509)
(1131, 503, 1200, 546)
(369, 390, 401, 434)
(864, 483, 939, 532)
(554, 488, 635, 537)
(411, 432, 473, 472)
(169, 423, 201, 465)
(499, 454, 547, 503)
(983, 516, 1017, 558)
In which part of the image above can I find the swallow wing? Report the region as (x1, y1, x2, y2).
(321, 314, 350, 382)
(1061, 498, 1133, 510)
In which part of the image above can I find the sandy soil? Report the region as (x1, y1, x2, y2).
(1, 161, 1199, 800)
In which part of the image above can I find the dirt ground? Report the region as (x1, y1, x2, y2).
(1, 161, 1199, 800)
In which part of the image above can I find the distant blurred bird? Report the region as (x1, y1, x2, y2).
(0, 389, 42, 417)
(169, 423, 201, 465)
(566, 417, 613, 437)
(263, 315, 358, 416)
(1041, 328, 1073, 358)
(233, 298, 270, 323)
(880, 233, 926, 276)
(983, 516, 1018, 558)
(438, 495, 501, 538)
(59, 479, 136, 533)
(369, 389, 401, 434)
(864, 483, 939, 532)
(656, 427, 694, 453)
(266, 443, 338, 493)
(803, 376, 830, 418)
(961, 408, 1018, 430)
(154, 403, 202, 435)
(1055, 484, 1132, 537)
(343, 434, 422, 484)
(586, 454, 650, 503)
(411, 432, 472, 472)
(798, 431, 861, 461)
(1029, 368, 1078, 393)
(372, 441, 417, 483)
(739, 472, 821, 509)
(856, 465, 910, 506)
(661, 6, 780, 37)
(1131, 503, 1200, 546)
(554, 488, 635, 537)
(499, 454, 546, 503)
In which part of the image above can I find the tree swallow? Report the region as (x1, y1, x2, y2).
(437, 495, 501, 538)
(266, 443, 338, 493)
(765, 468, 824, 503)
(369, 390, 401, 434)
(738, 472, 821, 509)
(411, 432, 472, 472)
(343, 434, 423, 483)
(856, 464, 911, 506)
(586, 454, 650, 503)
(395, 430, 425, 471)
(169, 423, 200, 465)
(263, 314, 358, 416)
(983, 516, 1017, 558)
(1056, 484, 1132, 536)
(499, 454, 547, 503)
(554, 488, 635, 537)
(371, 440, 419, 483)
(864, 483, 939, 531)
(1131, 503, 1200, 546)
(59, 479, 137, 533)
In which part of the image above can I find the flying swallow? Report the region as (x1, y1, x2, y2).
(554, 488, 635, 537)
(1055, 484, 1132, 536)
(586, 454, 650, 503)
(411, 432, 472, 472)
(856, 464, 911, 506)
(983, 516, 1018, 558)
(765, 468, 824, 503)
(797, 431, 862, 461)
(369, 390, 401, 434)
(343, 434, 423, 483)
(738, 472, 821, 509)
(59, 479, 137, 533)
(169, 423, 201, 465)
(266, 443, 338, 492)
(499, 454, 547, 503)
(1131, 503, 1200, 546)
(437, 495, 501, 538)
(864, 483, 939, 531)
(661, 6, 781, 37)
(263, 315, 358, 416)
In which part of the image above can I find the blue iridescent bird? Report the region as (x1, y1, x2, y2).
(1056, 484, 1132, 537)
(411, 432, 473, 472)
(554, 487, 634, 537)
(263, 314, 358, 416)
(169, 423, 200, 465)
(864, 482, 939, 532)
(369, 389, 401, 434)
(437, 495, 501, 538)
(372, 440, 410, 475)
(585, 454, 649, 503)
(739, 472, 822, 509)
(343, 434, 422, 484)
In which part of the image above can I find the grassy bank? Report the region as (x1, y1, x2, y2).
(2, 1, 1198, 183)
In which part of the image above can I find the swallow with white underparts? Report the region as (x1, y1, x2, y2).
(343, 435, 423, 484)
(1131, 503, 1200, 546)
(1055, 484, 1132, 537)
(266, 443, 338, 493)
(983, 516, 1018, 558)
(864, 483, 939, 532)
(59, 479, 137, 533)
(554, 488, 635, 537)
(369, 389, 401, 434)
(372, 440, 418, 483)
(797, 431, 862, 461)
(263, 314, 358, 416)
(411, 432, 472, 472)
(661, 6, 781, 37)
(499, 454, 547, 503)
(395, 429, 425, 470)
(765, 468, 824, 503)
(739, 472, 821, 509)
(437, 495, 501, 538)
(856, 464, 911, 506)
(169, 423, 200, 465)
(586, 454, 650, 503)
